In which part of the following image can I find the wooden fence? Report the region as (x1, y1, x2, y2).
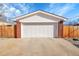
(0, 25, 15, 38)
(63, 26, 79, 38)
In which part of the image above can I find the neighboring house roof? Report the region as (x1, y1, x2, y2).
(0, 22, 16, 25)
(13, 10, 67, 22)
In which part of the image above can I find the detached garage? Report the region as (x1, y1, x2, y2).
(15, 10, 66, 38)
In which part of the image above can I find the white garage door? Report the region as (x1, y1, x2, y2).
(21, 23, 57, 38)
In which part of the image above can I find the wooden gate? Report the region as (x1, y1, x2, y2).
(0, 25, 15, 38)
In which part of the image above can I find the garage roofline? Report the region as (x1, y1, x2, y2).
(13, 10, 67, 21)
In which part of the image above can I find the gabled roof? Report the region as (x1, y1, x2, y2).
(13, 10, 67, 21)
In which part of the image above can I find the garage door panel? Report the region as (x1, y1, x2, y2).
(21, 24, 57, 38)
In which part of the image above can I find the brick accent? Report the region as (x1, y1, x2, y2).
(58, 21, 63, 38)
(15, 21, 21, 38)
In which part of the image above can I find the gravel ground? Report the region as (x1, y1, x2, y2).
(0, 38, 78, 56)
(66, 38, 79, 48)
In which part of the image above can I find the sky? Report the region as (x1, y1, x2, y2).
(1, 3, 79, 25)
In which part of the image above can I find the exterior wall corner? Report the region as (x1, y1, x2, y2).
(58, 21, 63, 38)
(15, 20, 21, 38)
